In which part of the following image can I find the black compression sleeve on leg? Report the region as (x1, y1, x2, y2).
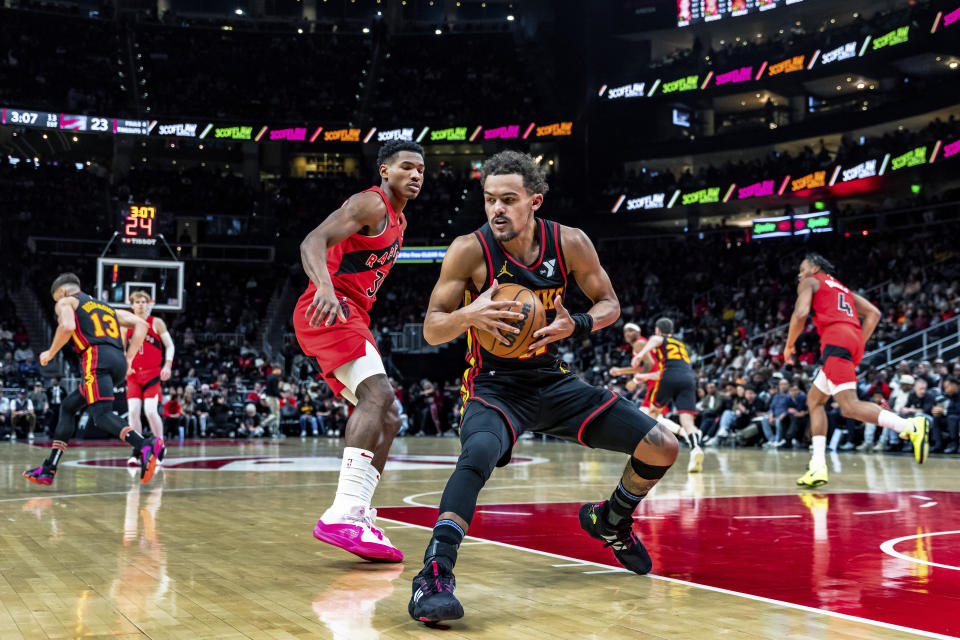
(629, 457, 670, 479)
(86, 401, 145, 449)
(52, 390, 86, 442)
(436, 430, 506, 526)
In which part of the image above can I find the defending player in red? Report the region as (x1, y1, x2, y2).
(785, 254, 929, 487)
(125, 290, 174, 465)
(293, 140, 424, 562)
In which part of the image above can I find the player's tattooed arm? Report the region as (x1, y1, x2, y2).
(301, 191, 386, 327)
(423, 235, 523, 346)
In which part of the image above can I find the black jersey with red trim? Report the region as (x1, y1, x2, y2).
(464, 217, 568, 371)
(70, 292, 124, 354)
(655, 335, 693, 373)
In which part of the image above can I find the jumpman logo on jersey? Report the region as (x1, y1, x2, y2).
(496, 262, 513, 279)
(539, 259, 556, 278)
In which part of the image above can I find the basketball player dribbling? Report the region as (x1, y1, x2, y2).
(24, 273, 163, 485)
(629, 318, 705, 472)
(785, 253, 930, 487)
(293, 140, 424, 562)
(408, 151, 679, 624)
(125, 290, 174, 465)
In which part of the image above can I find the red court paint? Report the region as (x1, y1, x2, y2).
(379, 491, 960, 637)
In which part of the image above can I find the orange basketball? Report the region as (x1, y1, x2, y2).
(476, 283, 547, 358)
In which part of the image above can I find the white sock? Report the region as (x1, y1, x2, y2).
(878, 409, 909, 433)
(811, 435, 826, 468)
(657, 417, 682, 435)
(326, 447, 380, 519)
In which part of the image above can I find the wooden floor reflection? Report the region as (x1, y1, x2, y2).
(2, 437, 958, 639)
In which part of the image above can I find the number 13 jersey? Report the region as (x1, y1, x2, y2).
(70, 292, 124, 354)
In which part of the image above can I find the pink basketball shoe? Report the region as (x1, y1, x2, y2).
(313, 506, 403, 563)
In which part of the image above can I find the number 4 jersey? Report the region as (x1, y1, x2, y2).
(810, 273, 861, 334)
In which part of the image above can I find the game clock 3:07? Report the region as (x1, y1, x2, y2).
(121, 204, 158, 241)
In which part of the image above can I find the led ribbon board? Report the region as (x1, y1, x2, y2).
(324, 128, 362, 142)
(430, 127, 468, 141)
(151, 122, 199, 137)
(738, 180, 775, 199)
(715, 66, 753, 85)
(269, 127, 307, 141)
(752, 211, 832, 239)
(767, 55, 805, 76)
(214, 126, 253, 140)
(662, 75, 699, 93)
(791, 171, 826, 191)
(872, 26, 909, 50)
(681, 187, 721, 205)
(945, 6, 960, 27)
(396, 247, 447, 263)
(1, 107, 59, 128)
(535, 122, 573, 137)
(891, 146, 926, 170)
(820, 41, 858, 65)
(606, 83, 646, 99)
(484, 125, 520, 139)
(840, 159, 878, 182)
(942, 139, 960, 159)
(626, 193, 666, 211)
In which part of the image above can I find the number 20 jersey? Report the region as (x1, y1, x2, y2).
(810, 273, 861, 334)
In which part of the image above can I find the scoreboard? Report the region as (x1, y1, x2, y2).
(678, 0, 804, 27)
(120, 204, 160, 246)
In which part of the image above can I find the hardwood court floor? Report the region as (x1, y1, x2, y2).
(1, 436, 958, 639)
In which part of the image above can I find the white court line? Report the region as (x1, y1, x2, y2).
(583, 568, 630, 575)
(476, 510, 532, 516)
(854, 509, 900, 515)
(920, 502, 938, 508)
(733, 514, 801, 519)
(458, 541, 493, 546)
(552, 563, 591, 567)
(912, 495, 933, 500)
(377, 515, 960, 640)
(880, 530, 960, 572)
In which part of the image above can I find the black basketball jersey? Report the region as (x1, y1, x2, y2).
(69, 292, 124, 354)
(464, 218, 568, 371)
(656, 335, 693, 372)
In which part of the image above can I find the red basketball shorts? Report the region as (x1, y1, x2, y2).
(126, 367, 162, 400)
(814, 323, 864, 395)
(293, 294, 380, 398)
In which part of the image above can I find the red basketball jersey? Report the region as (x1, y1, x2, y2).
(127, 315, 164, 370)
(298, 186, 406, 316)
(811, 273, 862, 333)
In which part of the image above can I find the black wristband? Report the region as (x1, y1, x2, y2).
(570, 313, 594, 340)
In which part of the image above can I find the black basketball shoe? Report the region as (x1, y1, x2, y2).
(409, 557, 464, 624)
(578, 501, 653, 575)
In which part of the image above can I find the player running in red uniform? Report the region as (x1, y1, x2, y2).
(24, 273, 163, 486)
(294, 141, 424, 562)
(125, 290, 174, 464)
(785, 253, 929, 487)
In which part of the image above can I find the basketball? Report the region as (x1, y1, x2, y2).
(476, 283, 546, 358)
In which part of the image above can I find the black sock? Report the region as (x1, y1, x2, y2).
(44, 441, 68, 469)
(423, 519, 464, 571)
(123, 428, 146, 449)
(605, 481, 644, 528)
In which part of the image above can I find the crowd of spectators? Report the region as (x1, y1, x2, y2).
(604, 114, 960, 198)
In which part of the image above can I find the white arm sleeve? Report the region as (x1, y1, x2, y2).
(160, 331, 175, 364)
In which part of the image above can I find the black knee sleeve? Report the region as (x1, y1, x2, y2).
(87, 401, 125, 438)
(53, 391, 86, 442)
(437, 430, 506, 525)
(630, 457, 670, 479)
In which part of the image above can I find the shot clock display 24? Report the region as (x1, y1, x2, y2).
(120, 204, 159, 246)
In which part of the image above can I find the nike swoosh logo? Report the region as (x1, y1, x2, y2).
(360, 453, 374, 459)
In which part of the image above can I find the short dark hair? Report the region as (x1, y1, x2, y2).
(481, 150, 549, 195)
(655, 317, 674, 335)
(804, 252, 835, 275)
(377, 140, 424, 167)
(51, 272, 81, 296)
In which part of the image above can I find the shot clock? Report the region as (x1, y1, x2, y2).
(120, 204, 159, 246)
